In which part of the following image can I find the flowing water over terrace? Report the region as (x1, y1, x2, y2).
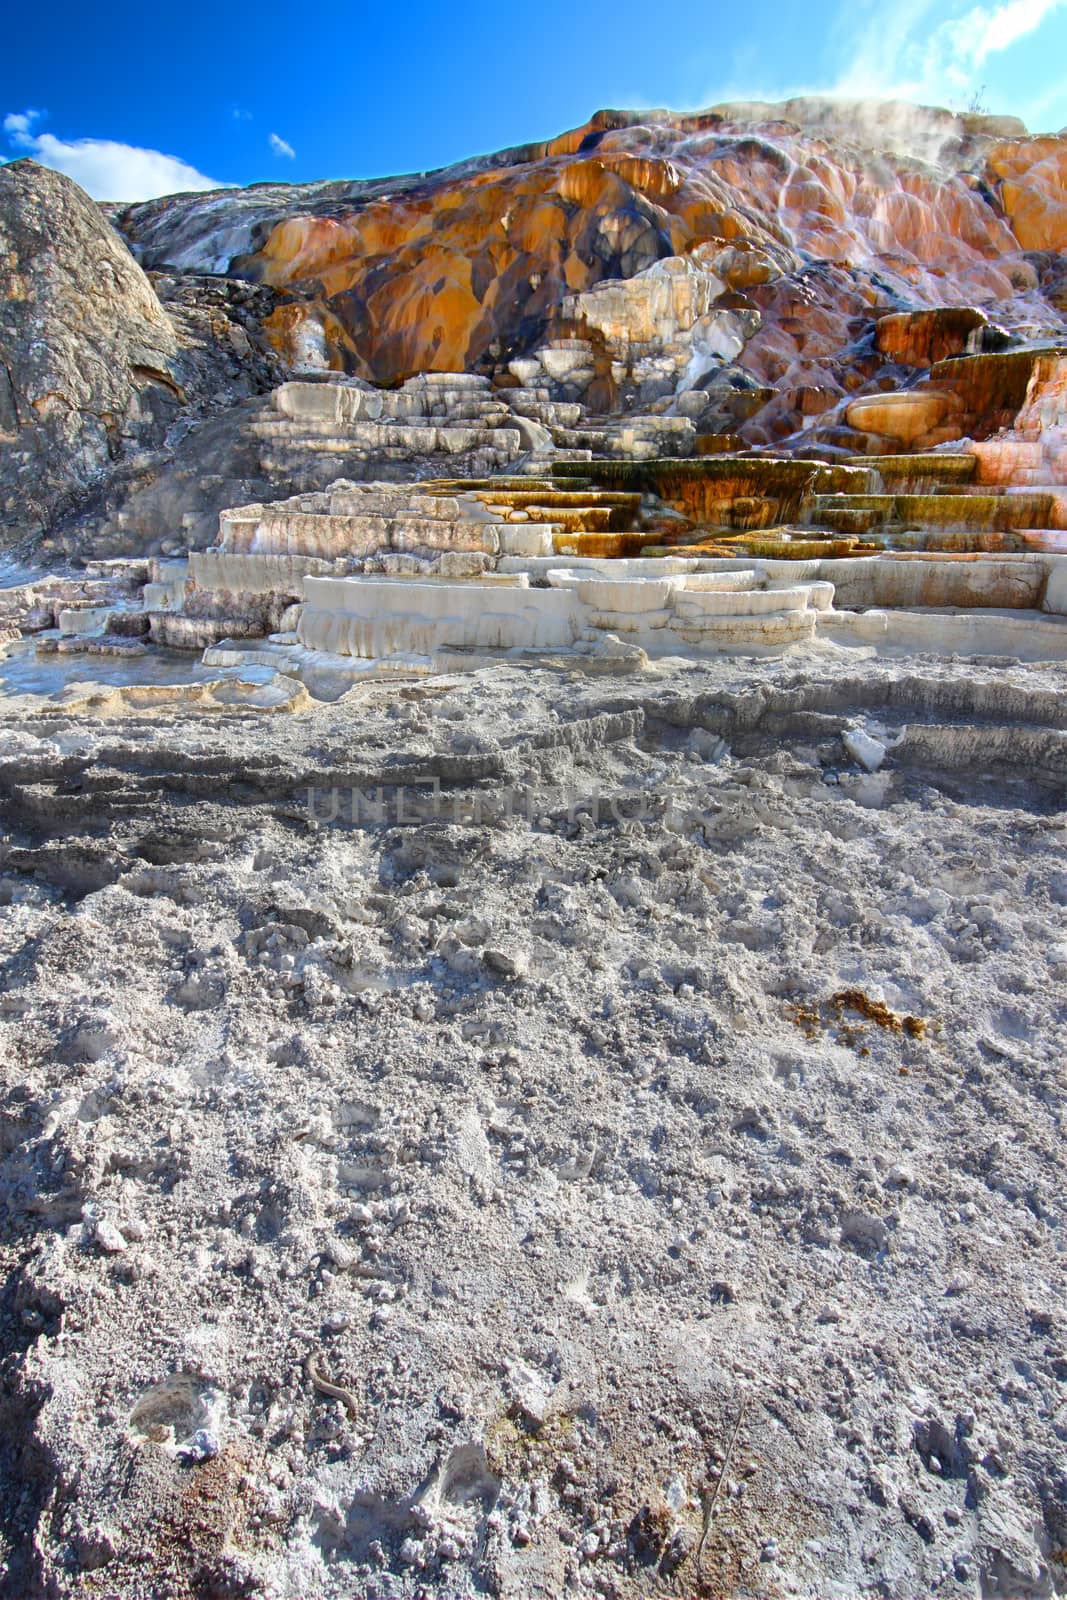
(0, 639, 276, 700)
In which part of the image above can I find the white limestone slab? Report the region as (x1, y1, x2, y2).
(57, 606, 113, 636)
(545, 570, 686, 610)
(1042, 555, 1067, 615)
(666, 611, 817, 649)
(299, 576, 580, 658)
(673, 586, 811, 618)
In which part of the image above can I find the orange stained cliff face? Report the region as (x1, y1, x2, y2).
(192, 104, 1067, 384)
(986, 137, 1067, 250)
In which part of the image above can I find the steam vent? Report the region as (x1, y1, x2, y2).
(2, 96, 1067, 1600)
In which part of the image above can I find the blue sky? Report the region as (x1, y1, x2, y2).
(4, 0, 1067, 201)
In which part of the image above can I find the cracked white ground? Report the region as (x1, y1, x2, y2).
(0, 649, 1064, 1599)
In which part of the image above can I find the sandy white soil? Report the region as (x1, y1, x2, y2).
(0, 647, 1065, 1599)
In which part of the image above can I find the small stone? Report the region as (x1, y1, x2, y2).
(92, 1219, 128, 1255)
(483, 947, 528, 979)
(840, 1210, 889, 1254)
(73, 1526, 116, 1570)
(842, 728, 887, 773)
(179, 1429, 219, 1464)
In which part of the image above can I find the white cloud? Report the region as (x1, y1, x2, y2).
(3, 108, 223, 201)
(4, 108, 44, 143)
(968, 0, 1067, 60)
(696, 0, 1067, 155)
(699, 0, 1065, 129)
(831, 0, 1067, 107)
(269, 132, 295, 159)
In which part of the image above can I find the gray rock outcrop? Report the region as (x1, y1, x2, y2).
(0, 160, 184, 542)
(0, 161, 281, 549)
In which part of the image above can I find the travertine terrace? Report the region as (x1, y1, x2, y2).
(0, 95, 1066, 1600)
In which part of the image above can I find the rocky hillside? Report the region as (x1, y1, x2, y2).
(1, 98, 1066, 553)
(114, 99, 1067, 387)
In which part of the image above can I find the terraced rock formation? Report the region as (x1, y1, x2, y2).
(4, 96, 1067, 559)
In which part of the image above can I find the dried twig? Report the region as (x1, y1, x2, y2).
(305, 1350, 359, 1418)
(696, 1397, 749, 1573)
